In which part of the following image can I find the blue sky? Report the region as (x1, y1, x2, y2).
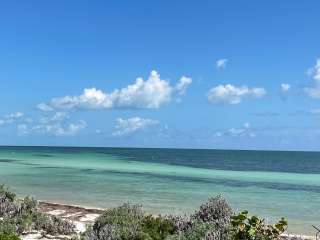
(1, 0, 320, 150)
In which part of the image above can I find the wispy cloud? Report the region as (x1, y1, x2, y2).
(17, 112, 86, 136)
(37, 103, 54, 112)
(112, 117, 159, 137)
(310, 108, 320, 114)
(280, 83, 290, 92)
(214, 122, 256, 138)
(0, 112, 24, 125)
(37, 71, 192, 112)
(305, 58, 320, 98)
(175, 76, 192, 95)
(207, 84, 266, 104)
(252, 112, 280, 117)
(31, 120, 87, 136)
(216, 59, 228, 69)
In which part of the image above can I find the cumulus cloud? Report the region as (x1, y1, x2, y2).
(216, 59, 228, 69)
(207, 84, 266, 104)
(305, 59, 320, 98)
(280, 83, 290, 92)
(37, 71, 192, 111)
(112, 117, 159, 136)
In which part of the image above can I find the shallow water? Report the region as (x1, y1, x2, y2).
(0, 146, 319, 235)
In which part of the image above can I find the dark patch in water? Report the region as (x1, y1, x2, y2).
(36, 166, 63, 169)
(0, 159, 17, 163)
(35, 166, 77, 171)
(20, 162, 41, 166)
(33, 154, 54, 157)
(2, 146, 320, 174)
(81, 168, 95, 172)
(83, 168, 320, 194)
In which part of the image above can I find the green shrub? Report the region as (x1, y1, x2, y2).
(166, 220, 217, 240)
(0, 233, 20, 240)
(40, 215, 76, 235)
(0, 218, 17, 235)
(86, 203, 145, 240)
(165, 196, 233, 240)
(0, 185, 16, 202)
(0, 185, 75, 236)
(231, 210, 288, 240)
(19, 197, 38, 216)
(141, 215, 174, 240)
(84, 204, 175, 240)
(192, 195, 232, 231)
(0, 185, 291, 240)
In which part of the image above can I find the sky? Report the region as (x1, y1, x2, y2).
(1, 0, 320, 151)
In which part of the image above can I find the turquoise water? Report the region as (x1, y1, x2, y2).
(0, 147, 319, 235)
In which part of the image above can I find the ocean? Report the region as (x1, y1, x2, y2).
(0, 146, 319, 235)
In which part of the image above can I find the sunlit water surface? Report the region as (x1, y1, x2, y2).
(0, 146, 319, 235)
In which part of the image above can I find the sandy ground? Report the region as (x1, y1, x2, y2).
(21, 201, 104, 240)
(39, 201, 104, 232)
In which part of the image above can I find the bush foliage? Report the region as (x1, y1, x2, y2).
(84, 203, 175, 240)
(83, 196, 287, 240)
(0, 185, 288, 240)
(230, 211, 288, 240)
(0, 185, 75, 236)
(0, 233, 21, 240)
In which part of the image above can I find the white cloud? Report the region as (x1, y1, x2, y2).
(214, 122, 256, 138)
(6, 112, 24, 119)
(38, 71, 192, 111)
(32, 120, 87, 136)
(0, 112, 25, 125)
(18, 111, 86, 136)
(207, 84, 266, 104)
(39, 112, 69, 124)
(66, 121, 87, 136)
(306, 88, 320, 98)
(228, 128, 246, 135)
(305, 59, 320, 98)
(37, 103, 54, 112)
(308, 58, 320, 81)
(17, 124, 29, 135)
(214, 132, 222, 137)
(112, 117, 158, 136)
(175, 76, 192, 95)
(228, 122, 256, 137)
(280, 83, 290, 92)
(216, 59, 228, 69)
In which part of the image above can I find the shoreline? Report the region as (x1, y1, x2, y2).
(36, 201, 316, 240)
(37, 201, 104, 234)
(39, 200, 105, 214)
